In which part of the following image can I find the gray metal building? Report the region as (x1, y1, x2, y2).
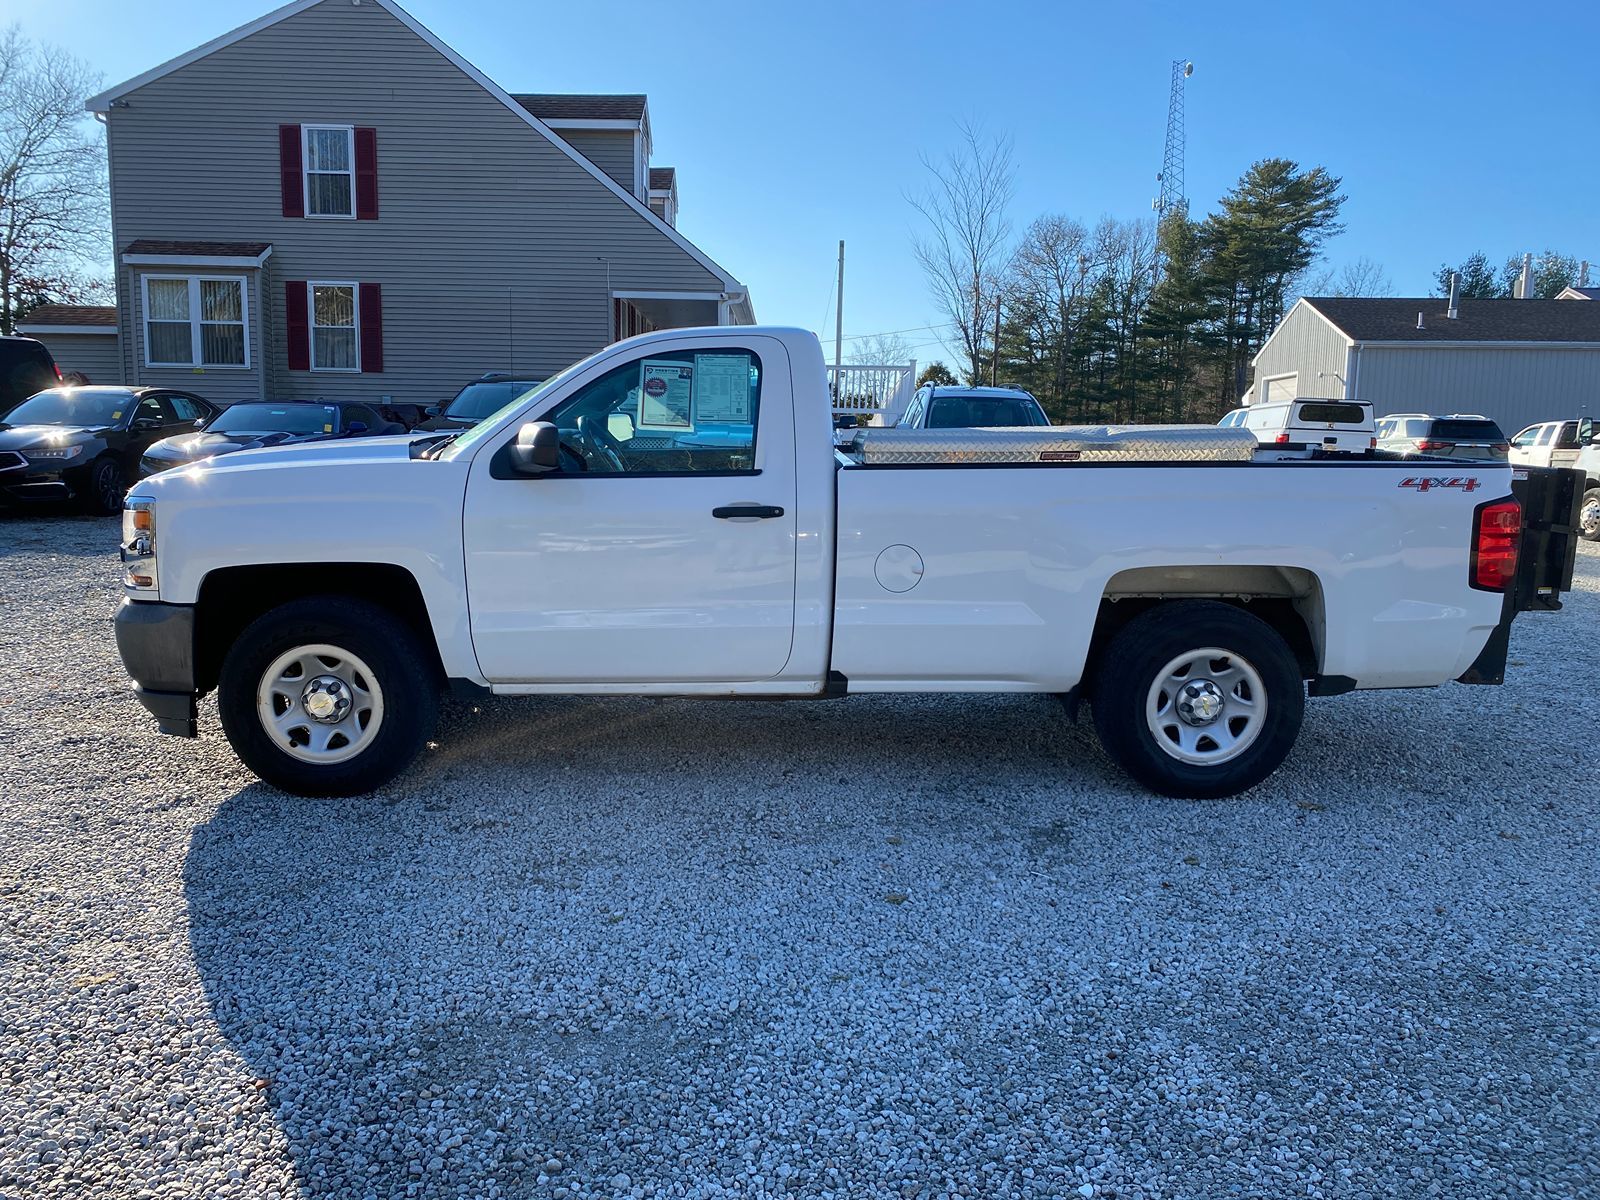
(1249, 296, 1600, 432)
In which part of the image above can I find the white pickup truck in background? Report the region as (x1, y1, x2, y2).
(114, 328, 1580, 800)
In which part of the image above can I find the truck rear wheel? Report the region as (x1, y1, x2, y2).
(217, 596, 439, 797)
(1090, 601, 1304, 799)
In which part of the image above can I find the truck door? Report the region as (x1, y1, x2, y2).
(461, 337, 797, 684)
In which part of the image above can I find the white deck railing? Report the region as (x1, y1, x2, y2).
(827, 362, 918, 425)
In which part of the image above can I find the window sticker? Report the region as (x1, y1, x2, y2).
(112, 411, 123, 420)
(694, 354, 754, 425)
(324, 424, 333, 433)
(638, 360, 693, 431)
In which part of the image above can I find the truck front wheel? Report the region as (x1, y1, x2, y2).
(217, 596, 439, 797)
(1579, 488, 1600, 542)
(1090, 601, 1304, 799)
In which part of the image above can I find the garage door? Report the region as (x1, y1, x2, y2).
(1263, 374, 1298, 404)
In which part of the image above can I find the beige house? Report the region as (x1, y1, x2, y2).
(62, 0, 752, 409)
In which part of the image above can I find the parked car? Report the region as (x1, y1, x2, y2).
(0, 335, 62, 419)
(1507, 419, 1585, 470)
(1375, 414, 1509, 461)
(1219, 399, 1374, 453)
(0, 386, 217, 513)
(896, 385, 1049, 429)
(417, 374, 547, 432)
(113, 327, 1578, 802)
(139, 401, 405, 477)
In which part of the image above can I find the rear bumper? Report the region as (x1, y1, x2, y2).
(113, 598, 198, 737)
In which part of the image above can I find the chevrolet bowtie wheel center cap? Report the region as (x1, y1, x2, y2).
(1176, 679, 1225, 726)
(301, 676, 353, 723)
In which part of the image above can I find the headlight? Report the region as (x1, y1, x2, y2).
(121, 497, 158, 590)
(23, 444, 84, 460)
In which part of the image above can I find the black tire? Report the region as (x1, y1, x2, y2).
(1089, 600, 1305, 799)
(1580, 488, 1600, 542)
(80, 455, 125, 515)
(217, 596, 439, 797)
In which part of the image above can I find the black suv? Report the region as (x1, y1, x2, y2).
(418, 373, 547, 432)
(0, 336, 61, 418)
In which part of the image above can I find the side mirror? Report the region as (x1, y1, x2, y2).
(347, 421, 368, 434)
(193, 418, 207, 428)
(425, 404, 443, 418)
(1579, 417, 1594, 444)
(132, 416, 162, 432)
(509, 421, 561, 474)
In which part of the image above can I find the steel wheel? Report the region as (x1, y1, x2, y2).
(1143, 646, 1266, 766)
(255, 642, 386, 765)
(1581, 491, 1600, 541)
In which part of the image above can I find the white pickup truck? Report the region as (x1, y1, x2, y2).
(114, 327, 1579, 800)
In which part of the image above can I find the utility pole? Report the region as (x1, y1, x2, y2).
(990, 296, 1001, 386)
(834, 241, 845, 388)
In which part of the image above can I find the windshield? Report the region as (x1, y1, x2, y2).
(3, 388, 132, 428)
(209, 404, 340, 435)
(927, 395, 1049, 428)
(1431, 419, 1504, 441)
(446, 380, 543, 421)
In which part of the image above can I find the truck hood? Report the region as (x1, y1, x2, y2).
(185, 432, 422, 473)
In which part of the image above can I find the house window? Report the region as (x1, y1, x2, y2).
(310, 282, 358, 371)
(303, 125, 355, 217)
(142, 276, 249, 368)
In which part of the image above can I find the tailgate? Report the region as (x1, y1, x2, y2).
(1509, 465, 1581, 611)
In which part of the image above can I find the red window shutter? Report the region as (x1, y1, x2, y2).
(354, 127, 378, 220)
(279, 125, 304, 218)
(285, 281, 309, 370)
(359, 283, 383, 373)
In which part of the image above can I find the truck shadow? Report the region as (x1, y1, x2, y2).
(180, 683, 1566, 1196)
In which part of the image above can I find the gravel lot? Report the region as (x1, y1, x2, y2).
(1, 513, 1596, 1200)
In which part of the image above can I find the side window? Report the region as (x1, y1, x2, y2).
(1510, 426, 1539, 448)
(1557, 422, 1579, 448)
(542, 348, 761, 474)
(1535, 424, 1557, 446)
(1405, 419, 1427, 438)
(135, 395, 176, 426)
(168, 395, 208, 422)
(343, 404, 381, 429)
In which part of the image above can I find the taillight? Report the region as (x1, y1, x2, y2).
(1416, 439, 1446, 452)
(1470, 498, 1521, 591)
(1491, 442, 1509, 454)
(1368, 437, 1377, 449)
(53, 363, 63, 381)
(1274, 433, 1290, 444)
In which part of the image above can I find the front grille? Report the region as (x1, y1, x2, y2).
(0, 451, 25, 474)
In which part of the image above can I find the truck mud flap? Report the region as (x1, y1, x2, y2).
(1459, 466, 1581, 685)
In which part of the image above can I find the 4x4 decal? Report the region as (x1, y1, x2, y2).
(1398, 476, 1481, 493)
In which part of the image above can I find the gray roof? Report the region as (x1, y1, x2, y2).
(124, 239, 271, 258)
(648, 166, 676, 192)
(1306, 297, 1600, 343)
(511, 94, 646, 122)
(19, 304, 117, 326)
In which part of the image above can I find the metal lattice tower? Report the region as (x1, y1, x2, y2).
(1155, 59, 1193, 221)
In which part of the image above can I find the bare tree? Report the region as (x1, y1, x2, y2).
(1008, 214, 1092, 400)
(909, 121, 1014, 384)
(1305, 255, 1394, 298)
(848, 331, 915, 366)
(0, 26, 109, 333)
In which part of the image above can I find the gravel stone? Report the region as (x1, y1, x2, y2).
(0, 513, 1596, 1199)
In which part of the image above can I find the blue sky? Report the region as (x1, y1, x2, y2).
(23, 0, 1600, 369)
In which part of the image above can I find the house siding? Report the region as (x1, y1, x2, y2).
(1250, 302, 1349, 401)
(1354, 345, 1600, 433)
(555, 130, 638, 196)
(105, 0, 726, 406)
(26, 332, 124, 385)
